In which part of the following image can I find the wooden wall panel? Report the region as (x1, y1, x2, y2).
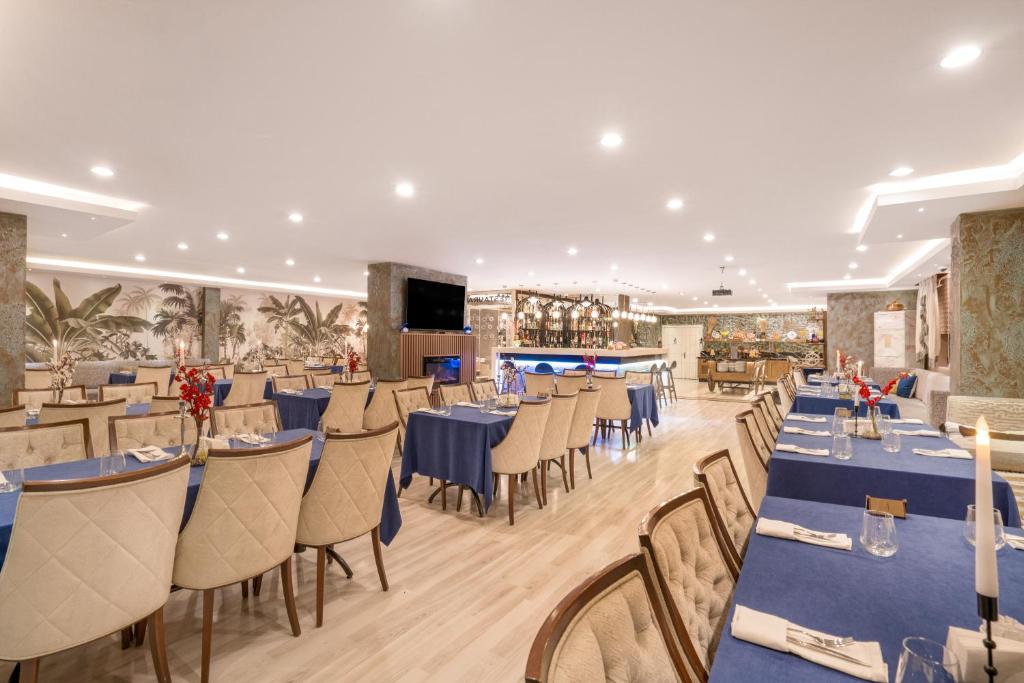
(399, 333, 478, 384)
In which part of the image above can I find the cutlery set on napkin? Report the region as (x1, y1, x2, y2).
(128, 446, 174, 463)
(756, 518, 853, 550)
(233, 433, 271, 445)
(277, 388, 303, 395)
(783, 426, 831, 437)
(787, 414, 828, 423)
(892, 429, 942, 437)
(454, 401, 478, 407)
(776, 443, 830, 457)
(911, 448, 972, 459)
(1007, 534, 1024, 551)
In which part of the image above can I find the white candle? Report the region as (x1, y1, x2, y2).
(974, 416, 998, 598)
(836, 349, 841, 369)
(857, 360, 863, 377)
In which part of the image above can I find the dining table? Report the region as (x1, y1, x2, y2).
(0, 428, 403, 571)
(792, 390, 901, 419)
(626, 383, 660, 432)
(767, 414, 1021, 527)
(108, 369, 176, 386)
(710, 496, 1024, 681)
(273, 386, 376, 431)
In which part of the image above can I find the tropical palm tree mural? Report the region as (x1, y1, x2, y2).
(257, 294, 300, 357)
(151, 284, 203, 355)
(118, 285, 161, 348)
(25, 278, 152, 362)
(287, 297, 352, 358)
(219, 294, 248, 362)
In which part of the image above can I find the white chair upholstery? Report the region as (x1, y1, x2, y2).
(624, 370, 653, 385)
(406, 375, 434, 398)
(555, 374, 587, 395)
(565, 386, 601, 489)
(0, 419, 93, 471)
(210, 401, 282, 437)
(321, 381, 370, 434)
(753, 398, 779, 440)
(224, 371, 268, 407)
(762, 393, 784, 429)
(537, 393, 577, 504)
(776, 379, 793, 415)
(109, 412, 199, 453)
(0, 405, 26, 429)
(470, 380, 497, 402)
(591, 376, 633, 448)
(524, 371, 556, 396)
(0, 456, 190, 680)
(748, 402, 777, 448)
(491, 399, 551, 525)
(135, 365, 173, 396)
(149, 395, 184, 414)
(99, 381, 158, 404)
(12, 386, 87, 412)
(38, 398, 126, 458)
(296, 424, 399, 626)
(364, 379, 407, 431)
(439, 383, 473, 406)
(273, 374, 311, 392)
(394, 387, 432, 442)
(23, 368, 52, 390)
(694, 451, 757, 568)
(732, 412, 768, 509)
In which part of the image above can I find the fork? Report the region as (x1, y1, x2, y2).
(786, 635, 867, 666)
(794, 527, 840, 540)
(788, 626, 854, 648)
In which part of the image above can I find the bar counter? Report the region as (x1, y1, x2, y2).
(495, 346, 667, 373)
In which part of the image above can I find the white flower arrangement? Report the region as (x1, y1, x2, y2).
(47, 348, 81, 396)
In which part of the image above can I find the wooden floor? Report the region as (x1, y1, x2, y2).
(7, 380, 752, 682)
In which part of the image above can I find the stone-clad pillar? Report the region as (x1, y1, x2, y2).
(200, 287, 221, 362)
(950, 207, 1024, 398)
(614, 293, 632, 344)
(0, 213, 27, 407)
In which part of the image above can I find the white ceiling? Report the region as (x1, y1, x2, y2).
(2, 0, 1023, 309)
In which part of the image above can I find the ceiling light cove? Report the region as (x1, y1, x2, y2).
(176, 242, 189, 250)
(666, 197, 684, 211)
(395, 181, 415, 198)
(703, 233, 715, 242)
(600, 132, 623, 149)
(940, 45, 982, 69)
(288, 212, 303, 223)
(90, 166, 114, 177)
(889, 166, 914, 177)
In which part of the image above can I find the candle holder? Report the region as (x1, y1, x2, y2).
(977, 593, 998, 682)
(178, 400, 188, 457)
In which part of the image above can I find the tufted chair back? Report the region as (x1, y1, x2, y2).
(296, 423, 399, 547)
(525, 553, 693, 683)
(470, 379, 497, 402)
(733, 412, 769, 505)
(186, 364, 225, 380)
(555, 374, 587, 395)
(639, 487, 738, 679)
(0, 404, 26, 429)
(592, 370, 617, 379)
(134, 366, 173, 396)
(491, 399, 551, 475)
(39, 398, 126, 457)
(394, 387, 431, 444)
(149, 395, 184, 414)
(273, 374, 311, 393)
(310, 372, 340, 389)
(210, 401, 282, 437)
(524, 371, 557, 396)
(0, 419, 93, 471)
(747, 403, 776, 448)
(792, 367, 807, 387)
(776, 378, 794, 414)
(13, 386, 87, 412)
(172, 436, 311, 590)
(283, 360, 304, 376)
(263, 363, 287, 377)
(439, 383, 473, 406)
(625, 370, 653, 385)
(752, 398, 779, 440)
(224, 371, 268, 406)
(23, 368, 52, 390)
(109, 412, 199, 453)
(342, 370, 372, 383)
(0, 456, 189, 664)
(566, 387, 602, 451)
(539, 394, 578, 462)
(694, 450, 757, 568)
(321, 381, 370, 434)
(591, 376, 631, 421)
(98, 381, 158, 405)
(762, 392, 784, 429)
(364, 379, 407, 430)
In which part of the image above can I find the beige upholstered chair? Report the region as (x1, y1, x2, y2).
(0, 419, 93, 471)
(341, 370, 372, 383)
(733, 411, 769, 507)
(565, 387, 601, 489)
(310, 371, 340, 388)
(394, 387, 432, 446)
(224, 371, 268, 407)
(135, 365, 173, 396)
(263, 363, 288, 377)
(212, 363, 234, 380)
(639, 487, 739, 680)
(99, 381, 158, 404)
(776, 379, 794, 415)
(592, 370, 617, 379)
(363, 379, 407, 430)
(560, 369, 587, 377)
(296, 424, 399, 626)
(625, 370, 653, 385)
(763, 391, 784, 429)
(186, 364, 225, 380)
(491, 398, 551, 525)
(748, 402, 777, 448)
(554, 374, 587, 395)
(753, 397, 779, 440)
(210, 401, 283, 437)
(284, 359, 305, 375)
(470, 379, 497, 402)
(439, 383, 473, 406)
(321, 381, 370, 434)
(273, 374, 311, 393)
(109, 412, 199, 454)
(172, 436, 311, 682)
(591, 376, 633, 448)
(38, 398, 126, 458)
(13, 385, 86, 412)
(0, 404, 26, 429)
(524, 371, 556, 396)
(694, 450, 757, 568)
(792, 367, 808, 387)
(23, 368, 52, 390)
(405, 375, 434, 401)
(537, 393, 577, 504)
(149, 396, 184, 414)
(525, 553, 695, 683)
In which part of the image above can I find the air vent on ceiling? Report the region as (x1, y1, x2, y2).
(712, 266, 733, 297)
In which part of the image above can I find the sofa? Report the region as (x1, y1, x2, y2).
(868, 366, 950, 428)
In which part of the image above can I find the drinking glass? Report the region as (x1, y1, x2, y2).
(437, 404, 452, 416)
(860, 509, 899, 557)
(895, 637, 961, 683)
(878, 415, 893, 435)
(831, 409, 847, 436)
(882, 430, 901, 453)
(963, 505, 1007, 550)
(832, 433, 853, 460)
(0, 468, 24, 493)
(100, 452, 127, 477)
(316, 419, 326, 443)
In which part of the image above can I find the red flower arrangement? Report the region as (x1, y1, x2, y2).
(175, 365, 216, 422)
(346, 349, 362, 375)
(852, 373, 901, 408)
(582, 353, 597, 370)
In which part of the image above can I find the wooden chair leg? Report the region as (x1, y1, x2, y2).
(201, 588, 214, 683)
(507, 474, 516, 525)
(441, 479, 448, 510)
(253, 574, 263, 596)
(120, 626, 132, 649)
(147, 606, 171, 683)
(133, 617, 148, 648)
(560, 455, 570, 492)
(531, 468, 543, 509)
(280, 556, 301, 637)
(568, 448, 576, 489)
(316, 546, 326, 628)
(18, 659, 39, 683)
(592, 420, 599, 445)
(540, 463, 548, 505)
(492, 472, 500, 500)
(371, 526, 389, 592)
(646, 418, 653, 436)
(240, 580, 249, 599)
(585, 446, 592, 479)
(456, 485, 465, 512)
(620, 420, 627, 448)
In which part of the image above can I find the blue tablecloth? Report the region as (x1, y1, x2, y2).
(792, 393, 900, 419)
(108, 371, 137, 385)
(0, 428, 402, 570)
(275, 388, 332, 430)
(767, 416, 1021, 527)
(399, 405, 514, 510)
(710, 496, 1024, 682)
(800, 367, 825, 380)
(213, 377, 274, 406)
(627, 384, 659, 431)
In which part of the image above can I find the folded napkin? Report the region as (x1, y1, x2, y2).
(454, 401, 478, 407)
(788, 415, 828, 423)
(1007, 535, 1024, 551)
(912, 448, 972, 459)
(235, 433, 271, 445)
(947, 618, 1024, 682)
(798, 387, 822, 393)
(413, 407, 440, 414)
(889, 418, 924, 424)
(756, 518, 853, 550)
(731, 605, 886, 682)
(776, 443, 830, 457)
(893, 429, 942, 437)
(278, 388, 302, 395)
(128, 446, 174, 463)
(783, 426, 831, 437)
(0, 471, 8, 488)
(488, 409, 516, 416)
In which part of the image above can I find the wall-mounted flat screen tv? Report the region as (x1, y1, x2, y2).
(406, 278, 466, 331)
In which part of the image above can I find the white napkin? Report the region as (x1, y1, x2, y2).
(798, 387, 822, 394)
(756, 518, 853, 550)
(912, 448, 972, 459)
(454, 401, 478, 407)
(488, 409, 516, 416)
(1007, 534, 1024, 551)
(731, 605, 887, 682)
(0, 471, 8, 488)
(776, 443, 830, 457)
(128, 446, 174, 463)
(413, 407, 440, 414)
(947, 620, 1024, 683)
(278, 388, 301, 395)
(784, 426, 831, 437)
(788, 415, 828, 423)
(235, 433, 271, 445)
(890, 418, 924, 424)
(894, 429, 942, 437)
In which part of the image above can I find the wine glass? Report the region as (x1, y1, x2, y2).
(964, 505, 1006, 550)
(895, 637, 961, 683)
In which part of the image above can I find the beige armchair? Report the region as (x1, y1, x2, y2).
(210, 401, 283, 437)
(733, 411, 769, 508)
(694, 450, 757, 568)
(284, 359, 305, 375)
(763, 391, 784, 429)
(320, 381, 370, 434)
(405, 376, 434, 404)
(491, 398, 551, 525)
(186, 364, 226, 380)
(752, 397, 779, 440)
(639, 487, 739, 680)
(109, 412, 199, 453)
(591, 376, 633, 448)
(747, 402, 776, 448)
(554, 374, 587, 395)
(342, 370, 372, 383)
(13, 385, 86, 412)
(624, 370, 653, 385)
(394, 387, 431, 450)
(273, 374, 311, 393)
(38, 398, 126, 457)
(172, 436, 312, 682)
(537, 394, 577, 504)
(263, 363, 287, 377)
(22, 368, 52, 390)
(776, 379, 794, 415)
(439, 383, 473, 406)
(135, 365, 173, 396)
(524, 371, 556, 396)
(296, 424, 400, 627)
(592, 370, 617, 379)
(0, 456, 190, 682)
(224, 371, 268, 407)
(99, 381, 158, 404)
(149, 396, 184, 414)
(0, 418, 93, 471)
(310, 371, 340, 388)
(470, 379, 497, 402)
(0, 404, 26, 429)
(566, 387, 601, 489)
(364, 379, 407, 431)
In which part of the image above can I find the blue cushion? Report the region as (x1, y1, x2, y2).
(895, 374, 918, 398)
(534, 362, 554, 374)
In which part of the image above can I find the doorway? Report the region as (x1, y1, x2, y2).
(662, 325, 703, 380)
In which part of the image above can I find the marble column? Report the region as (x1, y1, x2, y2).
(200, 287, 221, 362)
(0, 213, 27, 407)
(950, 207, 1024, 398)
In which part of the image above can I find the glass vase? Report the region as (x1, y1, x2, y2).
(864, 405, 882, 440)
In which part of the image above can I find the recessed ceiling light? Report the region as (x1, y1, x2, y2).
(288, 212, 303, 223)
(285, 258, 295, 266)
(600, 131, 623, 148)
(889, 166, 914, 177)
(703, 300, 708, 305)
(762, 293, 768, 298)
(843, 273, 851, 280)
(666, 197, 684, 211)
(313, 275, 321, 283)
(749, 279, 756, 285)
(90, 216, 96, 221)
(395, 181, 415, 198)
(475, 257, 484, 265)
(897, 234, 904, 239)
(917, 272, 923, 277)
(236, 267, 246, 274)
(567, 246, 578, 256)
(216, 231, 229, 241)
(363, 270, 369, 276)
(855, 244, 868, 252)
(917, 207, 925, 213)
(940, 45, 981, 69)
(692, 296, 698, 301)
(610, 263, 619, 271)
(703, 233, 715, 242)
(177, 242, 189, 250)
(134, 254, 146, 262)
(90, 166, 114, 177)
(757, 288, 762, 292)
(724, 255, 734, 262)
(738, 269, 747, 276)
(713, 304, 719, 308)
(60, 233, 68, 238)
(848, 261, 859, 269)
(528, 271, 535, 277)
